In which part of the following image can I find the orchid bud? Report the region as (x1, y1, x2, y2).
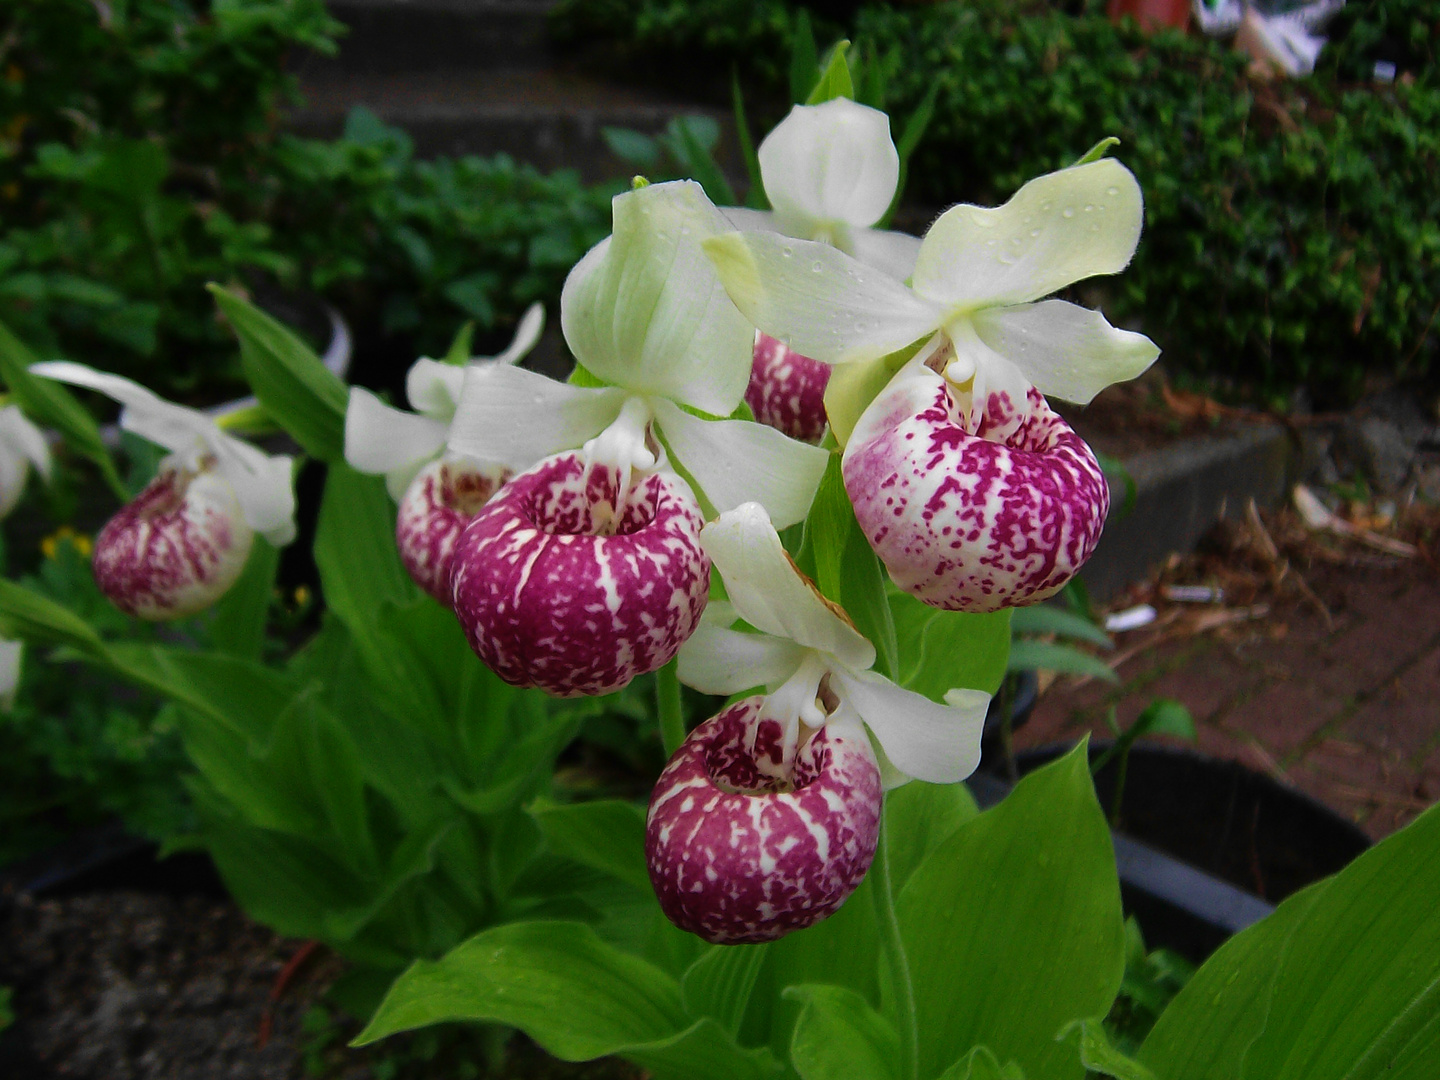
(450, 450, 709, 698)
(395, 455, 511, 603)
(93, 458, 255, 619)
(645, 696, 882, 944)
(843, 358, 1110, 612)
(744, 333, 831, 444)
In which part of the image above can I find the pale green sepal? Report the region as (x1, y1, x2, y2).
(561, 181, 753, 416)
(971, 300, 1159, 405)
(822, 335, 932, 448)
(703, 232, 940, 367)
(910, 158, 1144, 311)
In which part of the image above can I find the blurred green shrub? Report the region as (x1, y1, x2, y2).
(0, 1, 617, 404)
(553, 0, 1440, 405)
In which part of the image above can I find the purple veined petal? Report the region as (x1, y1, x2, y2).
(450, 451, 710, 698)
(395, 456, 512, 604)
(93, 462, 254, 619)
(745, 333, 832, 444)
(843, 363, 1110, 612)
(645, 697, 882, 944)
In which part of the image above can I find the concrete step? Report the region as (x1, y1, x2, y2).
(311, 0, 557, 75)
(289, 67, 735, 180)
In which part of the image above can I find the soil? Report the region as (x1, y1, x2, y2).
(0, 889, 641, 1079)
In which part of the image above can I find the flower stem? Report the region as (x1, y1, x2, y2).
(872, 804, 919, 1080)
(656, 658, 686, 756)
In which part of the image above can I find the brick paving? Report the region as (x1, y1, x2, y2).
(1018, 548, 1440, 840)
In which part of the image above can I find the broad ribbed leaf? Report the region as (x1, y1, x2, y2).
(892, 594, 1011, 699)
(209, 284, 348, 462)
(898, 742, 1125, 1080)
(530, 800, 650, 894)
(785, 984, 900, 1080)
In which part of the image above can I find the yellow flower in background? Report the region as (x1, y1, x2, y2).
(41, 526, 93, 560)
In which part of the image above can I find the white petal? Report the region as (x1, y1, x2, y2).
(718, 206, 781, 235)
(0, 406, 51, 480)
(446, 363, 627, 470)
(700, 502, 875, 670)
(911, 158, 1144, 310)
(677, 624, 806, 695)
(0, 639, 21, 710)
(848, 227, 923, 281)
(652, 399, 828, 529)
(31, 361, 212, 458)
(703, 231, 943, 366)
(487, 302, 545, 365)
(209, 434, 297, 546)
(831, 668, 986, 784)
(561, 180, 754, 416)
(405, 359, 467, 418)
(759, 100, 899, 230)
(971, 299, 1160, 405)
(345, 387, 449, 495)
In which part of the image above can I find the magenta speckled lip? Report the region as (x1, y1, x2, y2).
(844, 373, 1110, 612)
(745, 333, 831, 444)
(450, 452, 710, 698)
(646, 697, 882, 944)
(396, 457, 511, 604)
(93, 465, 253, 619)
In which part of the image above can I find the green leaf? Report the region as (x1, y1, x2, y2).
(602, 127, 662, 170)
(0, 317, 125, 497)
(732, 70, 769, 211)
(1130, 699, 1195, 742)
(442, 321, 475, 364)
(1056, 1019, 1155, 1080)
(682, 943, 769, 1037)
(892, 594, 1012, 699)
(626, 1018, 785, 1080)
(785, 984, 900, 1080)
(883, 780, 979, 892)
(935, 1046, 1027, 1080)
(529, 800, 650, 894)
(805, 41, 855, 105)
(356, 921, 686, 1052)
(1143, 800, 1440, 1080)
(881, 85, 939, 229)
(789, 9, 819, 104)
(667, 116, 736, 206)
(0, 578, 105, 655)
(1069, 137, 1121, 168)
(1137, 883, 1328, 1079)
(898, 742, 1125, 1080)
(208, 284, 349, 463)
(803, 453, 898, 678)
(314, 464, 417, 636)
(1006, 641, 1117, 682)
(1009, 606, 1111, 647)
(205, 538, 278, 660)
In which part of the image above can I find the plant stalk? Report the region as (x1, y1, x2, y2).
(656, 659, 686, 757)
(872, 806, 919, 1080)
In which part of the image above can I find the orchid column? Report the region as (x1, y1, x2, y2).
(707, 155, 1161, 611)
(439, 180, 829, 697)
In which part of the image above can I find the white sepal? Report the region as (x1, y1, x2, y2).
(720, 205, 922, 282)
(446, 363, 628, 472)
(0, 639, 21, 711)
(830, 667, 986, 785)
(344, 387, 450, 499)
(652, 400, 828, 529)
(703, 231, 942, 365)
(677, 622, 807, 696)
(759, 99, 900, 234)
(971, 299, 1161, 406)
(30, 361, 296, 546)
(404, 359, 467, 418)
(699, 501, 874, 671)
(910, 158, 1144, 310)
(0, 406, 51, 518)
(489, 301, 546, 366)
(561, 181, 754, 416)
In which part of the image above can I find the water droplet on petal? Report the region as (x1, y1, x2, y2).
(782, 246, 794, 258)
(1062, 208, 1075, 219)
(811, 261, 823, 273)
(1106, 186, 1120, 196)
(1084, 204, 1095, 212)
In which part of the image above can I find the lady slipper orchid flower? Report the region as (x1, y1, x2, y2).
(647, 502, 989, 942)
(725, 98, 922, 442)
(0, 405, 52, 519)
(441, 181, 828, 697)
(705, 157, 1160, 611)
(31, 362, 296, 619)
(344, 304, 543, 600)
